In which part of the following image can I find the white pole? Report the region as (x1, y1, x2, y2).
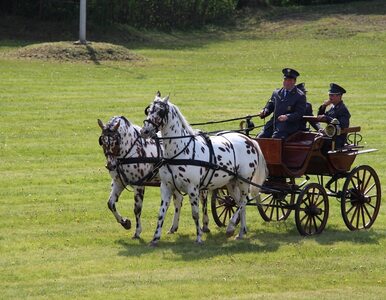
(79, 0, 87, 44)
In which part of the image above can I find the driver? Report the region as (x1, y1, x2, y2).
(257, 68, 306, 139)
(317, 83, 351, 148)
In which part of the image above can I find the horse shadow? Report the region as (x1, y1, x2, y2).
(115, 222, 384, 261)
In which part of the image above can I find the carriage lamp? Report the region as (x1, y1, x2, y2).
(325, 118, 341, 138)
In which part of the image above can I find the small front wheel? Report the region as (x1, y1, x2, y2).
(295, 183, 329, 236)
(211, 188, 239, 227)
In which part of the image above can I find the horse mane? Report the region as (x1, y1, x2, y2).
(168, 101, 195, 136)
(107, 116, 131, 130)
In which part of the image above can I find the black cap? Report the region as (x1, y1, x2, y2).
(282, 68, 300, 79)
(328, 83, 346, 95)
(296, 82, 307, 93)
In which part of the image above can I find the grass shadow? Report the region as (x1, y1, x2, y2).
(115, 222, 385, 261)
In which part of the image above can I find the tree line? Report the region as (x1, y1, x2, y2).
(0, 0, 366, 29)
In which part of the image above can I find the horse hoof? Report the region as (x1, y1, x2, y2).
(226, 229, 235, 237)
(149, 240, 159, 247)
(235, 234, 243, 240)
(120, 219, 131, 230)
(168, 227, 177, 234)
(201, 227, 211, 233)
(195, 239, 203, 245)
(132, 234, 140, 240)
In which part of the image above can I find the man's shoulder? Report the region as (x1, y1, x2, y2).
(272, 87, 283, 94)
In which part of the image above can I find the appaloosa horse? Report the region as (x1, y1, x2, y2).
(141, 95, 268, 245)
(98, 116, 210, 239)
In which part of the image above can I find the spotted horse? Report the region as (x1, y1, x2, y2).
(98, 116, 211, 239)
(141, 94, 268, 246)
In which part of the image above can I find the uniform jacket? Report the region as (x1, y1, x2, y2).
(318, 101, 351, 148)
(264, 87, 306, 136)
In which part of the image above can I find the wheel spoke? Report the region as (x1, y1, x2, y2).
(312, 216, 319, 233)
(315, 214, 323, 223)
(350, 177, 359, 190)
(359, 170, 366, 193)
(300, 213, 308, 223)
(364, 183, 376, 195)
(363, 204, 373, 222)
(279, 205, 287, 220)
(314, 198, 325, 208)
(361, 205, 366, 228)
(345, 203, 356, 215)
(221, 209, 229, 225)
(355, 204, 360, 229)
(349, 205, 359, 224)
(362, 171, 372, 194)
(261, 194, 273, 204)
(218, 206, 228, 218)
(269, 200, 275, 220)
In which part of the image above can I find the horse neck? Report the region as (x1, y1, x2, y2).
(160, 104, 195, 157)
(117, 119, 141, 157)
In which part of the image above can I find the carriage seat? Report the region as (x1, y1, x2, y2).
(282, 132, 318, 169)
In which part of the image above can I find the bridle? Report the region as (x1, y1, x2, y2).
(143, 100, 169, 133)
(99, 129, 121, 157)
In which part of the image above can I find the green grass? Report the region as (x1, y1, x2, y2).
(1, 1, 386, 299)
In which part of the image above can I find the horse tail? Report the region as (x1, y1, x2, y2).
(250, 140, 268, 197)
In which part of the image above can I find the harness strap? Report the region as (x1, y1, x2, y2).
(198, 133, 217, 190)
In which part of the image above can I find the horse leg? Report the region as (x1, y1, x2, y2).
(200, 190, 210, 233)
(225, 182, 240, 237)
(107, 180, 131, 230)
(235, 184, 249, 240)
(168, 191, 183, 234)
(189, 187, 203, 244)
(132, 186, 145, 239)
(150, 182, 173, 247)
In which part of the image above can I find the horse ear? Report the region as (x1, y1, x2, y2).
(97, 119, 104, 129)
(156, 91, 161, 97)
(163, 95, 169, 103)
(112, 120, 120, 131)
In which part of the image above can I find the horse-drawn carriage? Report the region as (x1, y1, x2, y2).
(98, 95, 381, 244)
(212, 117, 381, 236)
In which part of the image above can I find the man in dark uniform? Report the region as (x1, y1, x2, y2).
(317, 83, 351, 148)
(258, 68, 306, 139)
(297, 82, 321, 131)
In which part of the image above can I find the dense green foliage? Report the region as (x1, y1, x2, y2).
(0, 0, 373, 29)
(0, 1, 385, 298)
(0, 0, 238, 29)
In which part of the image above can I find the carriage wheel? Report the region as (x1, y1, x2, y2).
(257, 178, 295, 222)
(341, 165, 381, 231)
(211, 188, 239, 227)
(295, 183, 329, 236)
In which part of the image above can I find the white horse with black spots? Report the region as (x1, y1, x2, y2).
(141, 95, 268, 246)
(98, 116, 210, 239)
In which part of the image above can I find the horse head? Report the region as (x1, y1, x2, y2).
(98, 117, 123, 171)
(141, 91, 170, 138)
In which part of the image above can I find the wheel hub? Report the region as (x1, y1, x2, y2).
(306, 204, 322, 216)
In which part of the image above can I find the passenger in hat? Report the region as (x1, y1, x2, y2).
(317, 83, 351, 148)
(258, 68, 306, 139)
(297, 83, 322, 131)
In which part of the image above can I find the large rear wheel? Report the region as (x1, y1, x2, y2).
(295, 183, 329, 236)
(341, 165, 381, 231)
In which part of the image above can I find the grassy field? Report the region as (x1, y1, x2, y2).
(1, 1, 386, 299)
